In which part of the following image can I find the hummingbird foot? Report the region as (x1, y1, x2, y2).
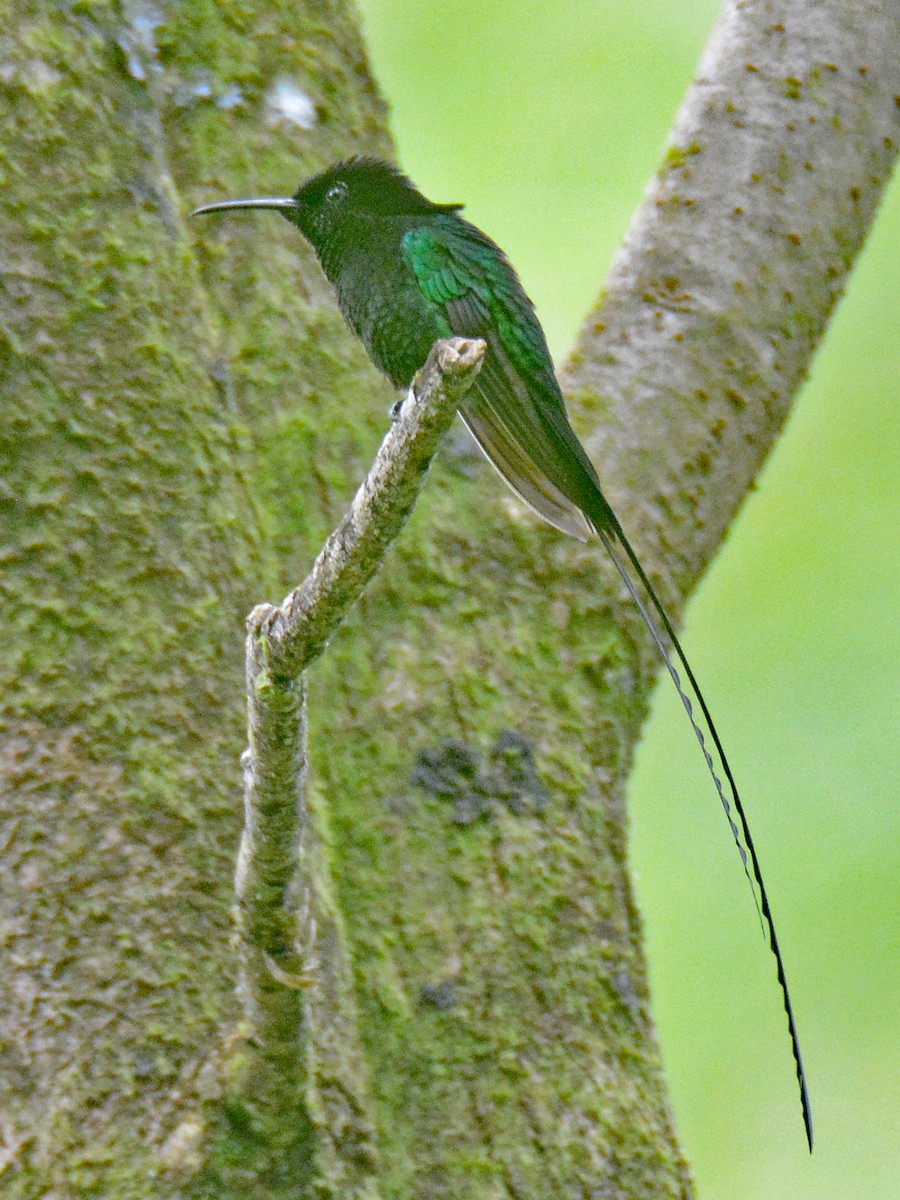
(389, 385, 415, 422)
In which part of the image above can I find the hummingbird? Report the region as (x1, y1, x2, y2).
(192, 156, 811, 1148)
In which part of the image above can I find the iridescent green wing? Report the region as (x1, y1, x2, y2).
(402, 218, 608, 538)
(403, 219, 555, 383)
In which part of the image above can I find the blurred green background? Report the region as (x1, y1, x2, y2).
(356, 1, 898, 1196)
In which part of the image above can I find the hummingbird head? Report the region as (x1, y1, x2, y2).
(190, 157, 462, 248)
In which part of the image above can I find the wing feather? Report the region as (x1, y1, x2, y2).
(403, 219, 614, 533)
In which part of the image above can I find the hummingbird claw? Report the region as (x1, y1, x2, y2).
(389, 387, 414, 422)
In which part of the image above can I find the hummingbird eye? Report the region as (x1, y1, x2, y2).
(324, 181, 348, 204)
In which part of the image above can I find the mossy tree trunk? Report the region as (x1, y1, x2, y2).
(0, 2, 895, 1198)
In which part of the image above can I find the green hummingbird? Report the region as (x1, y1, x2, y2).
(192, 156, 811, 1148)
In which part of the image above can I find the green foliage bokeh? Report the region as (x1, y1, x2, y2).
(356, 1, 899, 1197)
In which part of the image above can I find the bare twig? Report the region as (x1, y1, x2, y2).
(232, 337, 484, 1185)
(250, 337, 486, 676)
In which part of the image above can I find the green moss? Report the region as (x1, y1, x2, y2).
(2, 2, 693, 1195)
(661, 141, 701, 171)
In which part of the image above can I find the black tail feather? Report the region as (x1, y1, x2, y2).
(594, 516, 813, 1152)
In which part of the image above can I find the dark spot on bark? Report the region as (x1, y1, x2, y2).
(487, 730, 549, 816)
(725, 388, 747, 411)
(411, 731, 548, 824)
(420, 979, 457, 1010)
(411, 740, 486, 824)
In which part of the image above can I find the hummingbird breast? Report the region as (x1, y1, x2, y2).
(324, 218, 449, 389)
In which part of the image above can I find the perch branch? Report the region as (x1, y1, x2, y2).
(232, 338, 484, 1182)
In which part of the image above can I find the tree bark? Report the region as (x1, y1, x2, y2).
(564, 0, 898, 605)
(0, 1, 895, 1198)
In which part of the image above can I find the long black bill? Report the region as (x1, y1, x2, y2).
(190, 197, 300, 217)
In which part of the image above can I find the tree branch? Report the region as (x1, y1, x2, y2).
(564, 0, 898, 608)
(233, 338, 484, 1186)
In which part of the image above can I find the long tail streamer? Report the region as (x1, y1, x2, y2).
(595, 518, 813, 1151)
